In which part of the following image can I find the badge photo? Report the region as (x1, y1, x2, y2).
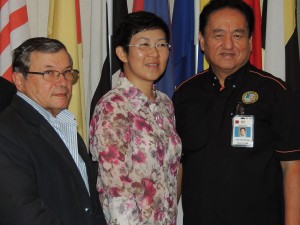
(231, 115, 254, 148)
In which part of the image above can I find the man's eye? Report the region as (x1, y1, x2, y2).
(233, 34, 244, 39)
(213, 34, 224, 39)
(44, 70, 56, 76)
(63, 70, 72, 75)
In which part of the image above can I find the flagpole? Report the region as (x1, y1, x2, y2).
(194, 0, 200, 74)
(107, 0, 113, 84)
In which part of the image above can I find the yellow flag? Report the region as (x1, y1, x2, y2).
(48, 0, 87, 142)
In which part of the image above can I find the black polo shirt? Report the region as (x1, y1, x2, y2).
(173, 62, 300, 225)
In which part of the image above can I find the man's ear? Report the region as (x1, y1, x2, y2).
(115, 46, 128, 63)
(12, 72, 25, 91)
(199, 32, 205, 52)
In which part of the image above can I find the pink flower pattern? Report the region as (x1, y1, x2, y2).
(131, 150, 146, 163)
(90, 76, 182, 225)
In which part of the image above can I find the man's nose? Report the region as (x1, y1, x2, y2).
(223, 35, 234, 49)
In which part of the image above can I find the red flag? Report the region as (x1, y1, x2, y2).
(0, 0, 30, 82)
(133, 0, 144, 12)
(243, 0, 262, 69)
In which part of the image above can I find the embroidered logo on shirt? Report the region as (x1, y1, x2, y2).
(242, 91, 258, 104)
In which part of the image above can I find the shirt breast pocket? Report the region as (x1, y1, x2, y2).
(176, 103, 209, 152)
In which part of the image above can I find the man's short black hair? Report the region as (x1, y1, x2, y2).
(200, 0, 254, 37)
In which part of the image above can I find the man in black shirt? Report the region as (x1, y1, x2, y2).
(173, 0, 300, 224)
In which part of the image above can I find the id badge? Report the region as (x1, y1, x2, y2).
(231, 115, 254, 148)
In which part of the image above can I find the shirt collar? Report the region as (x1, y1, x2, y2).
(17, 91, 76, 125)
(117, 74, 160, 113)
(208, 61, 251, 91)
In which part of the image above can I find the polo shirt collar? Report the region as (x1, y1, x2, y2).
(209, 61, 251, 90)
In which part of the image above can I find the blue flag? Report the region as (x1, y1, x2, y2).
(172, 0, 196, 87)
(144, 0, 175, 98)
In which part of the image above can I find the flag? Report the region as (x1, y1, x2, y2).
(262, 0, 285, 80)
(262, 0, 300, 92)
(88, 0, 107, 120)
(194, 0, 201, 73)
(172, 0, 196, 87)
(132, 0, 175, 98)
(284, 0, 300, 92)
(133, 0, 143, 12)
(89, 0, 128, 120)
(0, 0, 30, 82)
(48, 0, 87, 141)
(243, 0, 262, 69)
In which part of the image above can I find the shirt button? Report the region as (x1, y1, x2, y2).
(85, 207, 92, 214)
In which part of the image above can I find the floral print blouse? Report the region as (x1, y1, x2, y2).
(90, 75, 182, 225)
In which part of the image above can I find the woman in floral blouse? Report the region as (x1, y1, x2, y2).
(90, 11, 182, 225)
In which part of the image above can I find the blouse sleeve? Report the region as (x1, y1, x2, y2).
(89, 95, 142, 225)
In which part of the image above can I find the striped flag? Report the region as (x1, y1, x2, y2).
(89, 0, 128, 120)
(0, 0, 30, 82)
(48, 0, 87, 141)
(132, 0, 175, 98)
(262, 0, 300, 92)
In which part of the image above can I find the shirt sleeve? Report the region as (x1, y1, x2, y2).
(272, 88, 300, 160)
(89, 95, 142, 225)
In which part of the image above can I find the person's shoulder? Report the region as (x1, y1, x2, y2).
(248, 65, 287, 91)
(0, 103, 23, 138)
(174, 70, 209, 93)
(0, 77, 15, 91)
(157, 90, 170, 100)
(157, 90, 173, 106)
(97, 87, 123, 103)
(0, 77, 16, 112)
(93, 87, 127, 115)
